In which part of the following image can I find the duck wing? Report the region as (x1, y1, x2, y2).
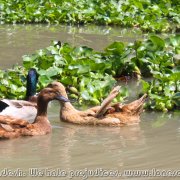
(0, 99, 37, 123)
(0, 99, 37, 108)
(0, 115, 29, 126)
(95, 86, 120, 118)
(0, 115, 30, 139)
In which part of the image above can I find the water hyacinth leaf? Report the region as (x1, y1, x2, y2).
(166, 35, 180, 47)
(88, 84, 96, 94)
(77, 65, 90, 74)
(105, 41, 125, 55)
(72, 46, 93, 57)
(0, 71, 4, 78)
(61, 76, 73, 85)
(133, 41, 142, 50)
(39, 75, 52, 87)
(39, 67, 60, 77)
(150, 94, 164, 101)
(81, 90, 91, 100)
(38, 57, 55, 69)
(0, 0, 179, 32)
(1, 79, 9, 86)
(169, 72, 180, 81)
(23, 56, 32, 62)
(175, 47, 180, 54)
(146, 35, 165, 51)
(17, 86, 26, 93)
(37, 49, 46, 56)
(23, 55, 36, 69)
(47, 46, 59, 55)
(54, 55, 66, 65)
(0, 34, 179, 110)
(172, 93, 180, 107)
(141, 80, 150, 92)
(90, 98, 100, 105)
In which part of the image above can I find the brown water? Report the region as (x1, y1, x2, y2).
(0, 25, 180, 180)
(0, 24, 143, 69)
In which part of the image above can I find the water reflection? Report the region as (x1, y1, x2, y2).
(0, 118, 145, 168)
(0, 25, 180, 179)
(57, 123, 145, 168)
(0, 101, 180, 179)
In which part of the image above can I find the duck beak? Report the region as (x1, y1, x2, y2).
(56, 95, 70, 102)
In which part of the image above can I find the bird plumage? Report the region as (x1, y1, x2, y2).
(0, 87, 69, 139)
(0, 68, 38, 123)
(48, 82, 147, 126)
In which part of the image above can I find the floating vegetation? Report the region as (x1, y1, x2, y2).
(0, 35, 179, 111)
(0, 0, 179, 32)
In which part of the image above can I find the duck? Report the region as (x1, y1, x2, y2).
(0, 68, 38, 123)
(0, 87, 69, 139)
(47, 82, 147, 126)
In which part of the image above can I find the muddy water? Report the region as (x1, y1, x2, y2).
(0, 24, 143, 69)
(0, 25, 180, 180)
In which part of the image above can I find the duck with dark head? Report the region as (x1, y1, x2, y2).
(0, 86, 69, 139)
(0, 68, 38, 123)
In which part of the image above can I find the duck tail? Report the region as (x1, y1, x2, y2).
(121, 94, 147, 115)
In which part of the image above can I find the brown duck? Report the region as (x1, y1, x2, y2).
(0, 87, 69, 139)
(48, 82, 147, 126)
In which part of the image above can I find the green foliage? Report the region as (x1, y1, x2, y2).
(0, 35, 179, 111)
(0, 41, 130, 105)
(0, 0, 179, 32)
(141, 35, 180, 112)
(0, 66, 27, 99)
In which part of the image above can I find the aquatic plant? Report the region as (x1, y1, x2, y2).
(0, 35, 179, 111)
(0, 0, 179, 32)
(141, 35, 180, 111)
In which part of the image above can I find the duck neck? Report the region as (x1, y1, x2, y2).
(26, 72, 37, 101)
(61, 102, 77, 112)
(34, 98, 49, 123)
(26, 84, 36, 100)
(59, 89, 78, 112)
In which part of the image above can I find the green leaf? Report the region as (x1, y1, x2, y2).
(146, 35, 165, 51)
(81, 90, 91, 100)
(39, 75, 52, 87)
(39, 67, 60, 77)
(141, 80, 150, 92)
(172, 92, 180, 106)
(105, 42, 125, 55)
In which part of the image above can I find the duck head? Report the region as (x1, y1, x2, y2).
(26, 68, 38, 101)
(37, 87, 69, 104)
(47, 82, 69, 101)
(35, 87, 69, 117)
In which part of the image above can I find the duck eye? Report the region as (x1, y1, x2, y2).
(55, 92, 60, 96)
(47, 90, 54, 95)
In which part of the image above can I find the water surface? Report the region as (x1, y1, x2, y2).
(0, 25, 180, 180)
(0, 24, 143, 69)
(0, 102, 179, 180)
